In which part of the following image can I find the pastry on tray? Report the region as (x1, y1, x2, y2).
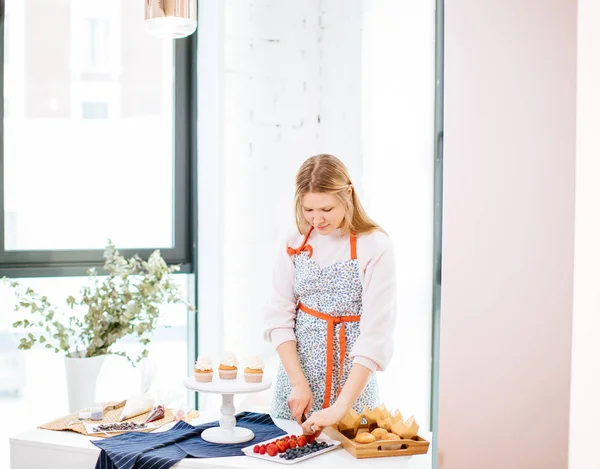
(371, 427, 389, 440)
(218, 351, 239, 379)
(354, 432, 376, 444)
(381, 431, 403, 449)
(337, 408, 363, 439)
(194, 355, 214, 382)
(377, 416, 393, 432)
(391, 409, 403, 425)
(244, 356, 264, 383)
(362, 406, 379, 432)
(392, 416, 419, 439)
(333, 402, 423, 447)
(375, 403, 392, 420)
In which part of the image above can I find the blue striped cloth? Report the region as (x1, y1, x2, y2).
(92, 412, 286, 469)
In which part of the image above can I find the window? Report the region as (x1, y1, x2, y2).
(0, 0, 196, 277)
(85, 18, 110, 69)
(0, 1, 197, 467)
(81, 101, 108, 119)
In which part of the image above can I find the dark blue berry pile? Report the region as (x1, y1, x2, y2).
(279, 441, 332, 460)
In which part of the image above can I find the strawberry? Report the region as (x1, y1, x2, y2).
(259, 447, 266, 455)
(276, 440, 287, 453)
(297, 435, 307, 447)
(290, 434, 297, 439)
(253, 445, 260, 453)
(288, 439, 297, 449)
(266, 443, 279, 457)
(307, 435, 315, 443)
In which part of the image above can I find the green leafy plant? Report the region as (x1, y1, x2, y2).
(3, 241, 194, 365)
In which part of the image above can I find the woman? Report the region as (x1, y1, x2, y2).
(264, 154, 397, 436)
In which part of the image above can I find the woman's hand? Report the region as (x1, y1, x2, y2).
(301, 402, 349, 438)
(287, 379, 314, 425)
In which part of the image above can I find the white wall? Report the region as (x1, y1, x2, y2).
(196, 0, 435, 425)
(361, 0, 435, 430)
(220, 0, 363, 361)
(569, 1, 600, 467)
(441, 1, 576, 468)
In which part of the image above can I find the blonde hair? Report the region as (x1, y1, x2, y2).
(294, 154, 381, 236)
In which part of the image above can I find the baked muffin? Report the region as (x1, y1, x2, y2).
(381, 432, 402, 449)
(244, 356, 264, 383)
(218, 351, 239, 380)
(371, 428, 389, 440)
(193, 356, 213, 382)
(355, 432, 376, 444)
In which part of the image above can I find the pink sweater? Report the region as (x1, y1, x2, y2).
(263, 227, 397, 372)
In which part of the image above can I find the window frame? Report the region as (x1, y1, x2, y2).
(0, 2, 197, 278)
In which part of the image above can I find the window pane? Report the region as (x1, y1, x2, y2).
(0, 274, 192, 468)
(2, 0, 175, 251)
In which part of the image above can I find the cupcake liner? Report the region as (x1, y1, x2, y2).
(194, 371, 213, 383)
(218, 369, 238, 380)
(244, 372, 263, 383)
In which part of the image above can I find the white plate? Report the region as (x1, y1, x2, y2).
(183, 376, 272, 394)
(241, 435, 341, 465)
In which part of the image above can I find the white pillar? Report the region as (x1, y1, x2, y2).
(361, 0, 436, 431)
(569, 1, 600, 467)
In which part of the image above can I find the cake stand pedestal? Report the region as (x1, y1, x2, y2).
(183, 375, 272, 444)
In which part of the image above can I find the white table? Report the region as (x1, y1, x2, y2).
(9, 412, 432, 469)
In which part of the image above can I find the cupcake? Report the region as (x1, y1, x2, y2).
(218, 351, 238, 380)
(244, 356, 264, 383)
(194, 356, 214, 382)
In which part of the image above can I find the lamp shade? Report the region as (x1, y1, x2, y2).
(145, 0, 197, 39)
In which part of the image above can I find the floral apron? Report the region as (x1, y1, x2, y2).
(271, 227, 379, 419)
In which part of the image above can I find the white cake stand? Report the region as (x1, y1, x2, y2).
(183, 375, 272, 444)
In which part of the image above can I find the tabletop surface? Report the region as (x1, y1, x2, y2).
(10, 410, 433, 469)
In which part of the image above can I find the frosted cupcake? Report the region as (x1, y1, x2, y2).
(244, 356, 264, 383)
(218, 351, 238, 380)
(194, 356, 213, 382)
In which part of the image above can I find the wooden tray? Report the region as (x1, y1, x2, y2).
(323, 424, 429, 459)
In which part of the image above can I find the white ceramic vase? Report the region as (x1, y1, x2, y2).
(64, 353, 106, 413)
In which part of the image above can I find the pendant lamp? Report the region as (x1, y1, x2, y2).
(145, 0, 197, 39)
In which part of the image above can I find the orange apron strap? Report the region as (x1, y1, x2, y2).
(299, 226, 314, 251)
(335, 314, 361, 397)
(298, 302, 361, 408)
(338, 323, 347, 397)
(287, 226, 314, 257)
(324, 319, 335, 408)
(350, 232, 357, 260)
